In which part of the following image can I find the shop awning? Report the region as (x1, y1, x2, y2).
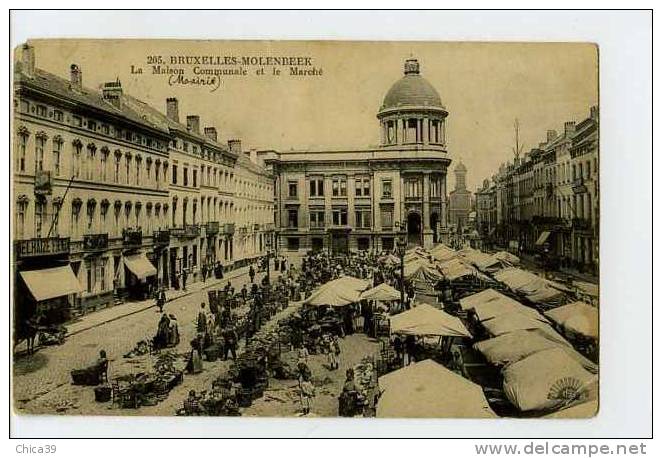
(535, 231, 551, 246)
(20, 265, 83, 302)
(124, 253, 157, 279)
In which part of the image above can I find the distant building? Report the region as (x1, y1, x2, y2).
(448, 160, 472, 232)
(261, 58, 452, 253)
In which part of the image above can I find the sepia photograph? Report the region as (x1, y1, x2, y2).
(10, 37, 601, 421)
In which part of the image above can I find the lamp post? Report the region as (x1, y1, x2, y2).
(395, 220, 408, 309)
(265, 236, 273, 284)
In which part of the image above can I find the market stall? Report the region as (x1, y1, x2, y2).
(544, 301, 599, 341)
(389, 302, 471, 338)
(377, 359, 497, 418)
(502, 347, 598, 413)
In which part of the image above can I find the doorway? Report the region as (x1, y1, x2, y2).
(407, 211, 422, 246)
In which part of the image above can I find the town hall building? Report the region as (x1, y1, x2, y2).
(260, 58, 453, 253)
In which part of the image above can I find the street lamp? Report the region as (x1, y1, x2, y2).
(394, 220, 408, 309)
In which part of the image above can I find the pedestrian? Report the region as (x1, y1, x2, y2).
(404, 334, 416, 366)
(156, 288, 166, 313)
(197, 303, 208, 336)
(249, 265, 256, 284)
(299, 375, 315, 416)
(201, 264, 207, 283)
(181, 269, 188, 291)
(329, 335, 341, 370)
(241, 284, 248, 301)
(223, 326, 238, 360)
(393, 335, 403, 366)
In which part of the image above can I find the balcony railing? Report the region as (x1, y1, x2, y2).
(222, 223, 235, 235)
(15, 237, 70, 258)
(153, 230, 170, 246)
(83, 233, 109, 251)
(572, 177, 588, 194)
(205, 221, 219, 236)
(122, 229, 143, 246)
(572, 218, 592, 230)
(170, 224, 201, 239)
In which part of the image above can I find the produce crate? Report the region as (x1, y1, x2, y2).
(71, 368, 100, 386)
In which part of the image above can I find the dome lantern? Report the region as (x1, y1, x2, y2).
(378, 58, 448, 149)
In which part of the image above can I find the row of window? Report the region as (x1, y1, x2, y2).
(20, 99, 167, 152)
(286, 207, 395, 229)
(287, 177, 444, 200)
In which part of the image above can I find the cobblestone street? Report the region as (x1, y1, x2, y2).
(13, 264, 273, 416)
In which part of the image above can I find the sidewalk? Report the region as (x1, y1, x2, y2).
(66, 265, 254, 337)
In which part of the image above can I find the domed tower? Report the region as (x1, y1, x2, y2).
(377, 58, 448, 150)
(454, 160, 467, 190)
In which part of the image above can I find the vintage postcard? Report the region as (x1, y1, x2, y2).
(11, 39, 599, 419)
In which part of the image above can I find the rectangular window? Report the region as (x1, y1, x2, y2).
(183, 167, 189, 186)
(288, 181, 298, 198)
(332, 208, 348, 226)
(53, 141, 61, 176)
(87, 266, 93, 293)
(34, 200, 44, 238)
(430, 178, 440, 198)
(193, 169, 197, 187)
(172, 164, 178, 184)
(309, 177, 324, 197)
(136, 161, 141, 185)
(18, 135, 27, 172)
(35, 136, 45, 173)
(405, 179, 421, 198)
(381, 208, 393, 228)
(288, 209, 298, 228)
(382, 179, 392, 198)
(355, 209, 371, 228)
(114, 155, 121, 183)
(309, 210, 325, 228)
(88, 120, 97, 131)
(192, 245, 197, 267)
(16, 202, 26, 238)
(36, 105, 47, 117)
(332, 176, 347, 197)
(73, 116, 82, 127)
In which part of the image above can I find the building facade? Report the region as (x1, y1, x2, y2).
(480, 106, 599, 274)
(12, 44, 274, 324)
(261, 58, 452, 254)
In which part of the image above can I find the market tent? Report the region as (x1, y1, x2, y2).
(459, 288, 506, 311)
(404, 259, 443, 283)
(481, 312, 567, 345)
(473, 297, 546, 322)
(124, 253, 157, 279)
(403, 250, 430, 264)
(390, 302, 471, 337)
(437, 258, 481, 281)
(458, 248, 504, 273)
(473, 329, 597, 373)
(429, 244, 458, 262)
(493, 251, 520, 266)
(304, 275, 370, 307)
(502, 347, 598, 412)
(543, 399, 599, 418)
(360, 283, 401, 302)
(20, 265, 83, 302)
(494, 267, 566, 305)
(377, 359, 497, 418)
(544, 301, 599, 340)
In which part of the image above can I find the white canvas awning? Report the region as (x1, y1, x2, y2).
(304, 275, 370, 307)
(20, 265, 83, 302)
(377, 359, 497, 418)
(535, 231, 551, 246)
(390, 302, 471, 338)
(360, 283, 401, 302)
(124, 253, 157, 279)
(544, 301, 599, 340)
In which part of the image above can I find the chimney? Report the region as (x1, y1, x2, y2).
(70, 64, 82, 90)
(166, 97, 179, 123)
(186, 115, 200, 134)
(564, 121, 576, 136)
(228, 139, 242, 154)
(590, 105, 599, 121)
(21, 43, 35, 78)
(203, 127, 218, 142)
(249, 149, 258, 164)
(102, 79, 123, 109)
(546, 130, 558, 142)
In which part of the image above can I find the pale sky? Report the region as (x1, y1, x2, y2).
(25, 40, 598, 191)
